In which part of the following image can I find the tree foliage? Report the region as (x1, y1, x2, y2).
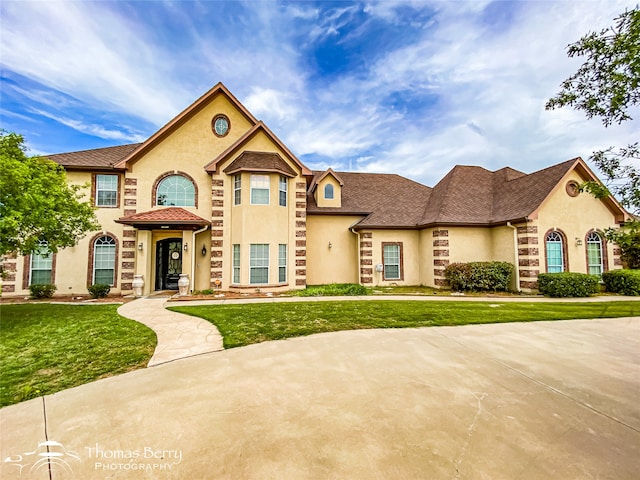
(0, 131, 99, 256)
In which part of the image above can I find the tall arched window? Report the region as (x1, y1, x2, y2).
(545, 231, 565, 273)
(324, 184, 334, 199)
(586, 231, 604, 275)
(156, 175, 196, 206)
(93, 236, 116, 285)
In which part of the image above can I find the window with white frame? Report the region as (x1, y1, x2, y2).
(250, 244, 269, 284)
(279, 176, 287, 207)
(587, 232, 604, 275)
(96, 174, 118, 207)
(156, 175, 195, 206)
(30, 241, 52, 285)
(383, 243, 402, 280)
(324, 183, 334, 199)
(233, 175, 241, 206)
(278, 244, 287, 283)
(251, 175, 270, 205)
(232, 244, 240, 284)
(93, 236, 116, 285)
(545, 231, 565, 273)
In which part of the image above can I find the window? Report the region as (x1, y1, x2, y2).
(545, 231, 565, 273)
(93, 236, 116, 285)
(383, 243, 402, 280)
(232, 244, 240, 284)
(96, 174, 118, 207)
(324, 184, 334, 199)
(587, 232, 604, 276)
(156, 175, 195, 206)
(234, 175, 241, 206)
(30, 242, 52, 285)
(250, 244, 269, 284)
(251, 175, 270, 205)
(279, 176, 287, 207)
(278, 244, 287, 283)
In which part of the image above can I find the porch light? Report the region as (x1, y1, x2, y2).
(575, 238, 583, 246)
(201, 245, 207, 256)
(328, 241, 332, 249)
(138, 242, 143, 251)
(184, 243, 188, 251)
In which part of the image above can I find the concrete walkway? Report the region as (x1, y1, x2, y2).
(117, 297, 224, 366)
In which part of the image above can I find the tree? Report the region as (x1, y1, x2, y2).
(546, 7, 640, 267)
(0, 131, 99, 257)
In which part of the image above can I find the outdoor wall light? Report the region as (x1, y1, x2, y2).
(201, 245, 207, 256)
(184, 243, 188, 251)
(137, 242, 143, 251)
(328, 241, 333, 249)
(575, 238, 583, 246)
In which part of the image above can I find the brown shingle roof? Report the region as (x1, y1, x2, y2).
(46, 143, 141, 170)
(223, 151, 297, 177)
(307, 171, 432, 228)
(115, 207, 210, 226)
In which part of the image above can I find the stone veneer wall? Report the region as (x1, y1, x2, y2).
(517, 226, 539, 290)
(295, 181, 307, 287)
(1, 253, 17, 293)
(210, 178, 224, 285)
(120, 177, 138, 292)
(432, 229, 449, 287)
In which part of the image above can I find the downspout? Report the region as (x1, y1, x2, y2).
(506, 222, 521, 292)
(191, 225, 210, 292)
(350, 225, 361, 285)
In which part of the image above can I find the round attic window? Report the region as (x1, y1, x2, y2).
(566, 180, 580, 197)
(212, 114, 230, 137)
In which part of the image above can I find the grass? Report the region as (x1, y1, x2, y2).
(169, 300, 640, 349)
(0, 304, 156, 407)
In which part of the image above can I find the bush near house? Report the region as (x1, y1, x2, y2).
(88, 284, 111, 299)
(28, 284, 57, 299)
(444, 262, 514, 292)
(538, 272, 600, 297)
(295, 283, 370, 296)
(602, 269, 640, 296)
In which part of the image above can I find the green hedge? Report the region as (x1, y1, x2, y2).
(88, 283, 111, 299)
(29, 284, 57, 299)
(602, 269, 640, 296)
(537, 272, 600, 298)
(444, 262, 514, 292)
(295, 283, 370, 297)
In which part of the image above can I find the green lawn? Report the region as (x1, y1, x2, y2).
(169, 300, 640, 349)
(0, 304, 156, 407)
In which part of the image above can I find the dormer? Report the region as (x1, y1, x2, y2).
(311, 168, 344, 208)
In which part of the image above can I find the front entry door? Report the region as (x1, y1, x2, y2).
(155, 238, 183, 290)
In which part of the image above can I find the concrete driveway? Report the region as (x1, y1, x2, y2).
(1, 317, 639, 479)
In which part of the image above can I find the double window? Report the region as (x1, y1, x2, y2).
(29, 241, 53, 285)
(95, 174, 118, 207)
(156, 175, 196, 206)
(251, 175, 270, 205)
(382, 243, 403, 280)
(93, 236, 116, 285)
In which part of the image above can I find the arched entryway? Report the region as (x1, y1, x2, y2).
(155, 238, 183, 290)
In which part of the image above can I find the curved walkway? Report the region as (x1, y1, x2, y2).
(117, 297, 224, 366)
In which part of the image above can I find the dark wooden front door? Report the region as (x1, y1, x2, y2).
(155, 238, 183, 290)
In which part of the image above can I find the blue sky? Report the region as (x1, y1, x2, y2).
(1, 0, 637, 187)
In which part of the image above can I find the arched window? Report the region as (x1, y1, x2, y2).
(324, 184, 334, 200)
(156, 175, 196, 206)
(586, 231, 604, 275)
(93, 236, 116, 285)
(30, 241, 53, 285)
(545, 231, 565, 273)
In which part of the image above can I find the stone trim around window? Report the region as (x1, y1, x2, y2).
(22, 251, 57, 290)
(91, 173, 121, 208)
(86, 232, 119, 288)
(584, 229, 609, 274)
(381, 242, 404, 281)
(151, 171, 199, 208)
(543, 228, 569, 273)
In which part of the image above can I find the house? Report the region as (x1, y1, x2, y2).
(0, 83, 631, 297)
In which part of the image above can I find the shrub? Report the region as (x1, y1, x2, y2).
(444, 262, 514, 292)
(537, 272, 600, 298)
(29, 284, 57, 299)
(88, 283, 111, 299)
(602, 269, 640, 296)
(296, 283, 370, 297)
